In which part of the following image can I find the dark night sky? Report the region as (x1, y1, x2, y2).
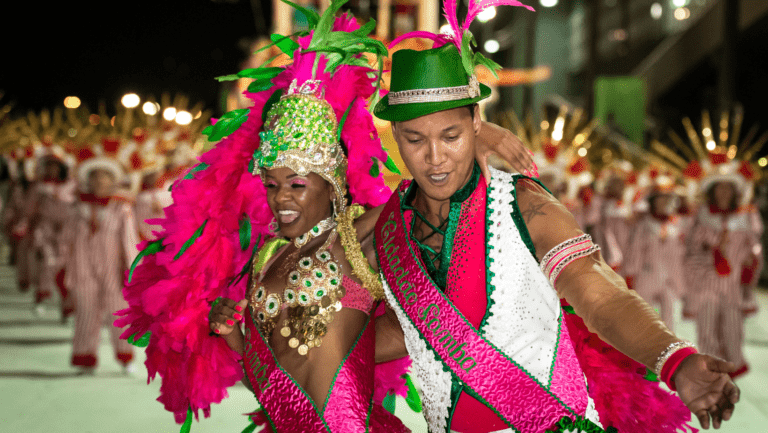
(1, 0, 270, 117)
(3, 0, 767, 151)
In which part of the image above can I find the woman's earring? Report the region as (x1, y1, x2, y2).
(268, 218, 279, 235)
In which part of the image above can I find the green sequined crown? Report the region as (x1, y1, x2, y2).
(254, 79, 347, 212)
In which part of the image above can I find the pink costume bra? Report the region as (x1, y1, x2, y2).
(340, 275, 374, 313)
(242, 250, 406, 432)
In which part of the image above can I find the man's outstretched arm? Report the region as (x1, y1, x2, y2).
(516, 178, 739, 430)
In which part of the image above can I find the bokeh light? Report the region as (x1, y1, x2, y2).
(142, 102, 159, 115)
(477, 7, 496, 23)
(484, 39, 500, 53)
(121, 93, 140, 108)
(63, 96, 81, 109)
(175, 110, 193, 125)
(163, 107, 177, 121)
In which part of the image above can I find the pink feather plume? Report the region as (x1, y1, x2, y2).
(390, 0, 534, 51)
(462, 1, 535, 35)
(562, 301, 697, 433)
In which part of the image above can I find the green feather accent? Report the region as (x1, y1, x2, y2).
(474, 52, 502, 79)
(174, 220, 208, 260)
(368, 55, 385, 113)
(247, 80, 275, 94)
(262, 89, 283, 123)
(237, 67, 284, 81)
(353, 19, 377, 38)
(240, 421, 257, 433)
(337, 97, 357, 142)
(179, 407, 193, 433)
(202, 109, 250, 142)
(306, 31, 387, 73)
(384, 154, 401, 175)
(382, 393, 396, 414)
(404, 374, 423, 413)
(562, 305, 575, 315)
(229, 235, 262, 287)
(310, 0, 350, 48)
(128, 239, 165, 283)
(643, 368, 659, 382)
(270, 33, 300, 56)
(301, 0, 386, 75)
(280, 0, 320, 28)
(460, 31, 476, 78)
(214, 74, 239, 82)
(254, 34, 306, 57)
(369, 158, 380, 177)
(127, 331, 151, 348)
(182, 163, 210, 181)
(239, 215, 252, 251)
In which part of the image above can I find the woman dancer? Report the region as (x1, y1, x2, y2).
(116, 3, 533, 431)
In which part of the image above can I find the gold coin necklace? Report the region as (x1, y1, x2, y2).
(248, 218, 344, 356)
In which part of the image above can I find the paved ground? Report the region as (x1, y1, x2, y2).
(1, 258, 766, 432)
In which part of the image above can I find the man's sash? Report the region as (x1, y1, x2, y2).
(375, 183, 575, 432)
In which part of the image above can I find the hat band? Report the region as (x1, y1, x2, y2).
(388, 75, 480, 105)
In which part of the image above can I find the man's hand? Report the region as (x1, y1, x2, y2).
(476, 122, 535, 182)
(674, 354, 740, 429)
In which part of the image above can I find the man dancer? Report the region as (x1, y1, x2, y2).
(367, 30, 739, 433)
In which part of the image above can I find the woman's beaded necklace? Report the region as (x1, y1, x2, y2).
(248, 218, 344, 356)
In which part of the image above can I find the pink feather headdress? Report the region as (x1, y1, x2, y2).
(115, 2, 400, 427)
(390, 0, 534, 78)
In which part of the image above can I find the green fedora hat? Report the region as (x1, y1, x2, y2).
(374, 44, 491, 122)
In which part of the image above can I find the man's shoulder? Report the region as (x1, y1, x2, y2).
(488, 167, 517, 185)
(488, 168, 549, 196)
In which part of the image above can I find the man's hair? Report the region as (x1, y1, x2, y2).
(465, 103, 478, 119)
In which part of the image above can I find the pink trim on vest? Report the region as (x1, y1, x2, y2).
(548, 318, 588, 414)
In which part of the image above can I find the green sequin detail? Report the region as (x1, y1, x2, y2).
(402, 164, 481, 290)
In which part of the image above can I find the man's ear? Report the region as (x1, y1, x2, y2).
(472, 105, 482, 136)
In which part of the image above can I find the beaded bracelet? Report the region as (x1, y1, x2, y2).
(540, 234, 600, 285)
(654, 340, 697, 378)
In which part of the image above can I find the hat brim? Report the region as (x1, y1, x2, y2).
(78, 157, 126, 187)
(374, 84, 492, 122)
(700, 173, 747, 194)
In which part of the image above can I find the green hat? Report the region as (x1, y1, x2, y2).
(374, 44, 491, 122)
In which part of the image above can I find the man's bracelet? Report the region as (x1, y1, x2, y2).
(654, 341, 697, 378)
(540, 234, 600, 285)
